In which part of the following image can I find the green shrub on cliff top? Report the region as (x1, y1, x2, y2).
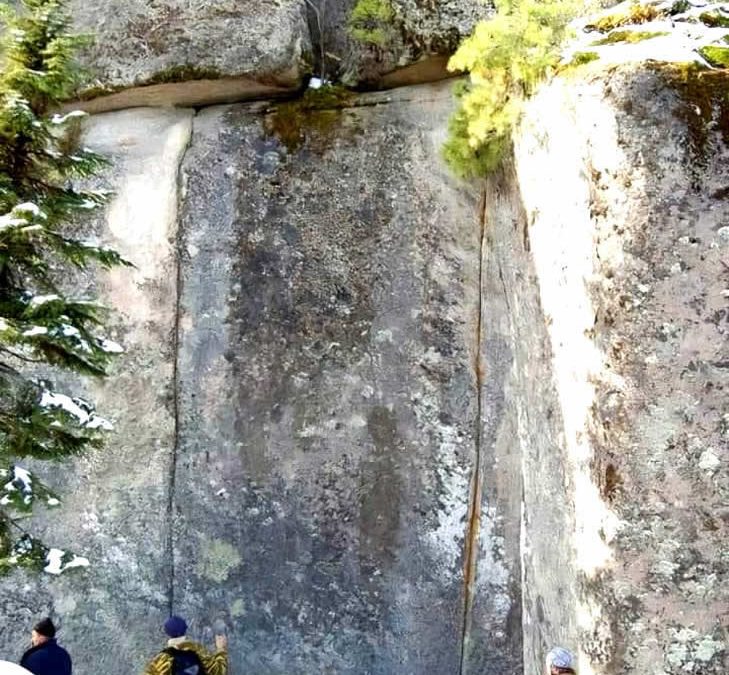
(349, 0, 396, 47)
(443, 0, 579, 178)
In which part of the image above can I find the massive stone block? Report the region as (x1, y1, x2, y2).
(306, 0, 491, 88)
(172, 81, 521, 673)
(69, 0, 312, 111)
(505, 65, 729, 673)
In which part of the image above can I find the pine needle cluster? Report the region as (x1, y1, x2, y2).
(443, 0, 579, 177)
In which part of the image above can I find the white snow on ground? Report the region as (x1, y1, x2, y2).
(0, 658, 36, 673)
(44, 548, 90, 575)
(563, 0, 729, 67)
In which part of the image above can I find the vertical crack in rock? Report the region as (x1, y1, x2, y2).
(166, 112, 196, 616)
(459, 189, 489, 675)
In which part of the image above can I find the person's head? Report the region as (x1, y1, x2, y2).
(31, 618, 56, 646)
(546, 646, 577, 674)
(164, 615, 188, 639)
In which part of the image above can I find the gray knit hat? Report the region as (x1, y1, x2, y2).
(546, 646, 576, 670)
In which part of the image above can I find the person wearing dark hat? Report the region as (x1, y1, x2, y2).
(142, 615, 228, 675)
(19, 617, 72, 675)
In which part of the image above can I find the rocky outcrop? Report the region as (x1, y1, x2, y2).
(1, 3, 727, 672)
(69, 0, 312, 111)
(498, 64, 729, 673)
(172, 81, 520, 674)
(306, 0, 490, 87)
(0, 83, 524, 674)
(64, 0, 490, 112)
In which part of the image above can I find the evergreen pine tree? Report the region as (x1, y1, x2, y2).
(0, 0, 129, 573)
(443, 0, 579, 177)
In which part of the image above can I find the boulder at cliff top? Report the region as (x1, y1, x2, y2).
(308, 0, 490, 88)
(69, 0, 312, 111)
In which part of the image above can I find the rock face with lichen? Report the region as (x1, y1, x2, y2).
(501, 63, 729, 674)
(306, 0, 491, 86)
(0, 2, 727, 674)
(171, 82, 521, 674)
(68, 0, 312, 109)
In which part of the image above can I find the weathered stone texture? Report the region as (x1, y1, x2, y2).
(171, 81, 521, 673)
(306, 0, 490, 87)
(510, 66, 729, 673)
(0, 108, 193, 671)
(69, 0, 312, 106)
(461, 168, 578, 675)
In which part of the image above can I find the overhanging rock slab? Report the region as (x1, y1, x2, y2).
(69, 0, 312, 108)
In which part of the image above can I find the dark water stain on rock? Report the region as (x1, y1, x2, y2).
(359, 406, 403, 569)
(264, 85, 357, 153)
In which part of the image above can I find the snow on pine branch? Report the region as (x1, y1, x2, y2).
(0, 202, 47, 232)
(44, 548, 89, 575)
(0, 465, 60, 511)
(40, 389, 113, 431)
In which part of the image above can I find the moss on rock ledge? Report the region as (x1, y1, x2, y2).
(592, 29, 668, 45)
(699, 45, 729, 68)
(652, 63, 729, 167)
(265, 85, 355, 152)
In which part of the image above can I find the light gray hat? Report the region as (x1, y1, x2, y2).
(546, 646, 576, 670)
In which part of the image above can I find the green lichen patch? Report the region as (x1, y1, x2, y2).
(348, 0, 396, 47)
(699, 45, 729, 67)
(143, 64, 223, 85)
(586, 3, 664, 33)
(592, 29, 669, 45)
(569, 51, 601, 66)
(230, 598, 246, 618)
(195, 536, 241, 583)
(698, 11, 729, 28)
(265, 85, 355, 152)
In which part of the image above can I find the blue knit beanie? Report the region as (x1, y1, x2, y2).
(164, 615, 187, 638)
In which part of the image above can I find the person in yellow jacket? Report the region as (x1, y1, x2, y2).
(142, 615, 228, 675)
